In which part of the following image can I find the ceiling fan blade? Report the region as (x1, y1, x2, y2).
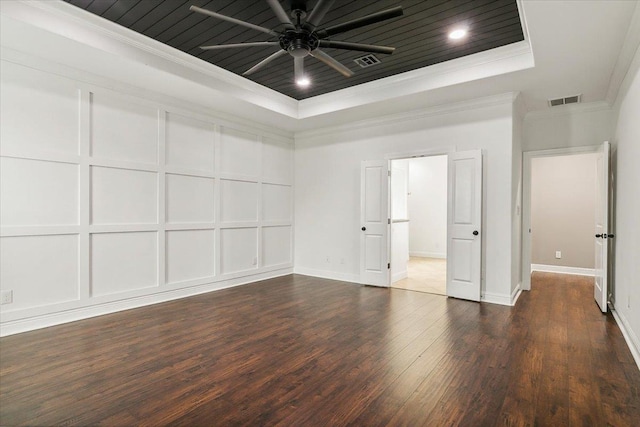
(318, 40, 395, 55)
(266, 0, 295, 30)
(200, 42, 279, 50)
(316, 6, 403, 38)
(243, 50, 288, 76)
(294, 57, 304, 81)
(310, 49, 353, 77)
(305, 0, 336, 30)
(190, 5, 279, 37)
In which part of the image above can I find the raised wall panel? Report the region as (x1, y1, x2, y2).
(166, 174, 214, 223)
(0, 62, 79, 156)
(90, 92, 158, 164)
(0, 235, 79, 310)
(0, 158, 79, 226)
(91, 166, 157, 225)
(262, 184, 292, 222)
(220, 179, 258, 222)
(262, 138, 292, 183)
(91, 232, 157, 296)
(219, 128, 260, 176)
(221, 228, 257, 274)
(165, 113, 215, 172)
(262, 226, 291, 267)
(166, 230, 215, 284)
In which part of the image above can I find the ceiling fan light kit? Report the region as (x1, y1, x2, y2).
(191, 0, 404, 87)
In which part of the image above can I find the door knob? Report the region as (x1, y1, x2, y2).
(361, 227, 366, 231)
(595, 234, 602, 238)
(472, 230, 479, 236)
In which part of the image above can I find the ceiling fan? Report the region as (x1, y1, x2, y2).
(189, 0, 404, 85)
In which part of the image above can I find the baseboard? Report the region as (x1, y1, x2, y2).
(293, 267, 361, 284)
(392, 271, 408, 283)
(531, 264, 595, 276)
(511, 283, 523, 306)
(0, 268, 293, 337)
(481, 291, 513, 306)
(611, 309, 640, 371)
(409, 251, 446, 259)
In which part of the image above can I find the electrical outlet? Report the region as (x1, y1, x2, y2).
(1, 290, 13, 305)
(325, 256, 331, 264)
(555, 251, 562, 259)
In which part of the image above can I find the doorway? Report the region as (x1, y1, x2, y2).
(390, 155, 448, 295)
(522, 143, 611, 312)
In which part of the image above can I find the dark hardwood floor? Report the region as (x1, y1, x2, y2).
(1, 272, 639, 426)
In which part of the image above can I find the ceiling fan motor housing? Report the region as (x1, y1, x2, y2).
(280, 29, 319, 57)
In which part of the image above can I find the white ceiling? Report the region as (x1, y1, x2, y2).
(1, 0, 639, 134)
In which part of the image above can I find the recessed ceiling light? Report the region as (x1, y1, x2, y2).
(449, 28, 468, 40)
(296, 77, 310, 87)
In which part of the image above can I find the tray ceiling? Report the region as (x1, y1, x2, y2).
(63, 0, 525, 100)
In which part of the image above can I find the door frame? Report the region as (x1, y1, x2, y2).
(386, 148, 452, 288)
(521, 144, 602, 291)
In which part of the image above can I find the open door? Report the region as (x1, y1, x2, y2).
(360, 160, 390, 286)
(446, 150, 482, 301)
(594, 142, 610, 312)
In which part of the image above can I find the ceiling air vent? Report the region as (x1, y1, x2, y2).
(354, 54, 381, 68)
(548, 94, 582, 107)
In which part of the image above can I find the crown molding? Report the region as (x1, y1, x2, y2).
(295, 92, 517, 141)
(605, 1, 640, 106)
(1, 0, 299, 118)
(298, 41, 534, 119)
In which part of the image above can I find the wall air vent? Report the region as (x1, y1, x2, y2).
(548, 94, 582, 107)
(354, 54, 381, 68)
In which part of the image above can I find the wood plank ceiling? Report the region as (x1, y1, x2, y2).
(63, 0, 524, 100)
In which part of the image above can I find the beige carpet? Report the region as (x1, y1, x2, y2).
(392, 257, 446, 295)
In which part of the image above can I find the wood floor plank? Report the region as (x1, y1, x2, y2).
(1, 273, 639, 426)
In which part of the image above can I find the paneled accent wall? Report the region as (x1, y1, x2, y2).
(0, 61, 293, 335)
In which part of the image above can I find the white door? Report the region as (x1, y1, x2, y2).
(446, 150, 482, 301)
(360, 160, 390, 286)
(594, 142, 610, 312)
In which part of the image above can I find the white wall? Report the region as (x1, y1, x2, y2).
(524, 107, 614, 152)
(294, 95, 519, 304)
(0, 58, 293, 336)
(611, 44, 640, 363)
(407, 156, 448, 259)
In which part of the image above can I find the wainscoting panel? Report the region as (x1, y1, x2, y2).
(0, 157, 79, 227)
(0, 62, 79, 156)
(221, 228, 258, 275)
(165, 174, 215, 224)
(262, 184, 292, 222)
(219, 127, 260, 177)
(91, 166, 158, 225)
(0, 234, 79, 310)
(262, 226, 292, 267)
(0, 56, 293, 335)
(90, 91, 158, 164)
(220, 179, 258, 223)
(165, 113, 215, 172)
(166, 229, 215, 284)
(90, 231, 158, 297)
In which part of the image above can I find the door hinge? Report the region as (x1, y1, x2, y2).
(388, 170, 391, 177)
(388, 263, 391, 269)
(388, 218, 391, 224)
